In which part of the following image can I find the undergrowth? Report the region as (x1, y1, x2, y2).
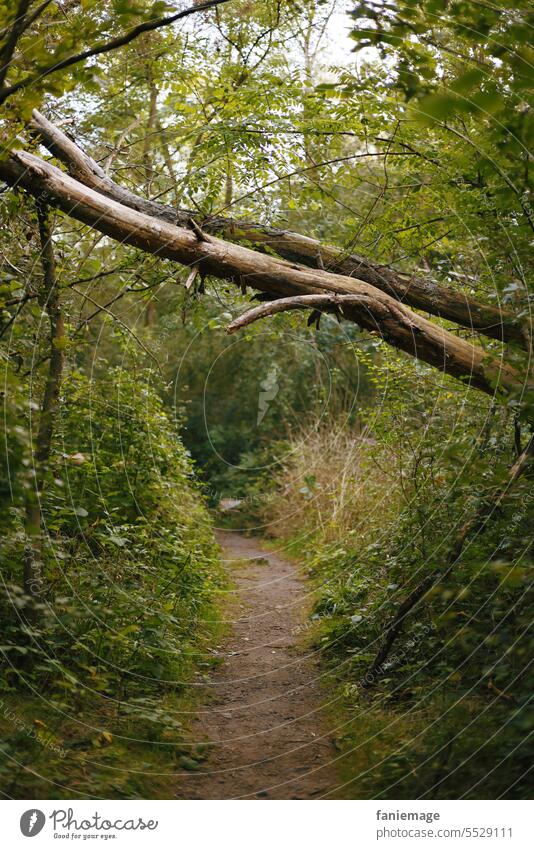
(0, 366, 224, 798)
(264, 357, 534, 799)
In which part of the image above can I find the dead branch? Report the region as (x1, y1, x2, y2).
(28, 110, 525, 348)
(0, 148, 522, 397)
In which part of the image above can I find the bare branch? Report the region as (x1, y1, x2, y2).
(226, 293, 358, 333)
(29, 109, 524, 347)
(184, 265, 200, 291)
(0, 148, 521, 397)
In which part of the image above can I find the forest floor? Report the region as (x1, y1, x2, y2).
(174, 530, 341, 799)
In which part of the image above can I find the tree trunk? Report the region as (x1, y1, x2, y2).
(29, 109, 524, 347)
(0, 149, 521, 398)
(23, 203, 65, 621)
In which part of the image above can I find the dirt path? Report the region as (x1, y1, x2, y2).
(175, 530, 340, 799)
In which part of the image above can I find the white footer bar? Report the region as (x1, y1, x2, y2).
(3, 799, 531, 848)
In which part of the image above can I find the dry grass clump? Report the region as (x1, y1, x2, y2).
(265, 422, 404, 544)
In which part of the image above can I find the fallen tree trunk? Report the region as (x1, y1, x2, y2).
(0, 148, 520, 396)
(31, 109, 524, 347)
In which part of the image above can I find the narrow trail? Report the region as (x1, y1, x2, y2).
(175, 530, 341, 799)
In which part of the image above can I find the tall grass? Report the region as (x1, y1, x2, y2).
(263, 412, 534, 799)
(266, 423, 404, 545)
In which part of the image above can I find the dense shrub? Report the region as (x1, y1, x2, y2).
(0, 366, 221, 729)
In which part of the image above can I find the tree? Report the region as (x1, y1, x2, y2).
(0, 111, 527, 399)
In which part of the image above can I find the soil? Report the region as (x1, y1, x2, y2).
(174, 530, 341, 800)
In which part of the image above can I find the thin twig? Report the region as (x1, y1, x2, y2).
(70, 285, 161, 369)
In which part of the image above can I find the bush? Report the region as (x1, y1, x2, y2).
(264, 367, 534, 798)
(0, 366, 222, 726)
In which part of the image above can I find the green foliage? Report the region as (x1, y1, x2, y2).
(0, 363, 222, 796)
(349, 0, 534, 280)
(1, 364, 220, 678)
(159, 295, 367, 500)
(269, 357, 534, 798)
(1, 0, 533, 801)
(0, 361, 30, 515)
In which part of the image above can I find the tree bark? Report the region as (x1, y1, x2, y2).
(0, 148, 521, 398)
(29, 109, 524, 347)
(23, 203, 65, 620)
